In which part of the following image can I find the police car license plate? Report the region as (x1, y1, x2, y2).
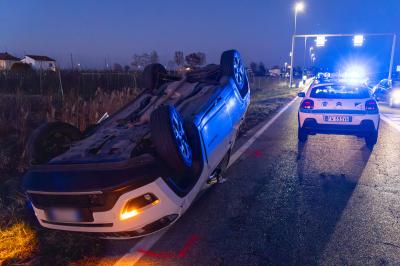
(323, 115, 352, 123)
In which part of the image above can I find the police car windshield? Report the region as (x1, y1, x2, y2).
(310, 84, 370, 99)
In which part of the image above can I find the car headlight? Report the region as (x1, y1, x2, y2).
(120, 193, 160, 221)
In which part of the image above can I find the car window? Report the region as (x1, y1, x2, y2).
(310, 85, 370, 99)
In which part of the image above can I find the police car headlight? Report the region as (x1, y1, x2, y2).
(392, 91, 400, 103)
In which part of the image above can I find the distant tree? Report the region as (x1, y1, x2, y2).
(150, 50, 159, 64)
(258, 62, 267, 76)
(185, 52, 206, 68)
(196, 52, 206, 65)
(124, 65, 130, 72)
(131, 54, 141, 70)
(250, 62, 258, 74)
(167, 60, 176, 71)
(113, 63, 123, 72)
(293, 66, 302, 78)
(174, 51, 184, 67)
(131, 53, 151, 70)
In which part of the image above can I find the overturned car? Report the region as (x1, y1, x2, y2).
(23, 50, 250, 238)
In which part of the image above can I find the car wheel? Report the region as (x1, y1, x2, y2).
(365, 130, 378, 148)
(142, 63, 168, 92)
(27, 122, 82, 164)
(298, 126, 308, 142)
(221, 50, 246, 90)
(151, 105, 195, 174)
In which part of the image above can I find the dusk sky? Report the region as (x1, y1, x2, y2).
(1, 0, 399, 69)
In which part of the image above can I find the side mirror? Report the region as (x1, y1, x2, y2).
(297, 92, 306, 97)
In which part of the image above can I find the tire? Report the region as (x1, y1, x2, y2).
(142, 64, 167, 91)
(220, 50, 246, 90)
(27, 122, 82, 164)
(150, 105, 195, 174)
(298, 126, 308, 142)
(218, 148, 231, 174)
(365, 130, 378, 148)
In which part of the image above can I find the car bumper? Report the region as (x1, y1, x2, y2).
(300, 118, 378, 136)
(29, 177, 183, 236)
(299, 110, 379, 131)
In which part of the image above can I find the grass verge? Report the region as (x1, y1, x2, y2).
(241, 77, 298, 134)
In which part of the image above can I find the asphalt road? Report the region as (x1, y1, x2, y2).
(106, 99, 400, 266)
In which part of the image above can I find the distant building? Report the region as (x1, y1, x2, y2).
(21, 54, 56, 71)
(0, 52, 21, 70)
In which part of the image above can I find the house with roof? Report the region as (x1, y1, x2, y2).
(0, 52, 21, 70)
(21, 54, 57, 71)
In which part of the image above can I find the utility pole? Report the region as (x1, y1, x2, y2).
(70, 53, 74, 70)
(58, 67, 64, 97)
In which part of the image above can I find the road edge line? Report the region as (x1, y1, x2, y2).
(380, 114, 400, 133)
(113, 96, 298, 266)
(114, 230, 168, 266)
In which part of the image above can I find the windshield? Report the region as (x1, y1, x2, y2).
(310, 85, 370, 99)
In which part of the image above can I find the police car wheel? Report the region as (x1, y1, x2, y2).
(365, 130, 378, 148)
(298, 127, 308, 142)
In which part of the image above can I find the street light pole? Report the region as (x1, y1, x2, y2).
(303, 37, 308, 73)
(389, 34, 397, 81)
(289, 2, 304, 88)
(289, 36, 295, 87)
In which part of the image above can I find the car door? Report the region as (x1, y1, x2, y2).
(225, 79, 249, 142)
(200, 89, 233, 170)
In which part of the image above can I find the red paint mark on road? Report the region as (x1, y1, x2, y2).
(244, 149, 264, 158)
(138, 234, 200, 259)
(177, 235, 200, 257)
(253, 150, 263, 158)
(137, 250, 175, 259)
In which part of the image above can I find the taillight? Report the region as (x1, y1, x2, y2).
(301, 99, 314, 109)
(365, 100, 378, 111)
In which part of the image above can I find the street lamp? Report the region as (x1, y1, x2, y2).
(316, 36, 326, 47)
(353, 34, 364, 47)
(294, 2, 305, 35)
(290, 2, 305, 88)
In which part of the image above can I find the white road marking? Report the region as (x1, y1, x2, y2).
(114, 230, 168, 266)
(381, 114, 400, 133)
(113, 97, 299, 266)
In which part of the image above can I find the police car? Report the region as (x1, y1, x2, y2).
(298, 81, 380, 148)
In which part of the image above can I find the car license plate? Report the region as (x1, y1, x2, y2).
(45, 208, 83, 222)
(323, 115, 352, 123)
